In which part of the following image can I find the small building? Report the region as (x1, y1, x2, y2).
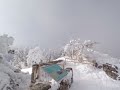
(31, 63, 68, 83)
(30, 60, 73, 90)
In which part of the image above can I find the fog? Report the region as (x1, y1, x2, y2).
(0, 0, 120, 58)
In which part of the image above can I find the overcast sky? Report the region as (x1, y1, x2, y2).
(0, 0, 120, 58)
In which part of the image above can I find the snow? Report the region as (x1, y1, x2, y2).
(0, 55, 31, 90)
(56, 56, 120, 90)
(21, 68, 32, 74)
(1, 47, 120, 90)
(27, 47, 46, 67)
(49, 79, 60, 90)
(68, 62, 120, 90)
(0, 34, 14, 54)
(20, 57, 120, 90)
(1, 35, 120, 90)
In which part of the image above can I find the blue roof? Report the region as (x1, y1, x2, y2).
(42, 64, 68, 82)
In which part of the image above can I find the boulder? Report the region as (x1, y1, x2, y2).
(103, 63, 119, 80)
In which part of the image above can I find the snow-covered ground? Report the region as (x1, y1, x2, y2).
(21, 58, 120, 90)
(21, 68, 32, 75)
(69, 62, 120, 90)
(1, 54, 120, 90)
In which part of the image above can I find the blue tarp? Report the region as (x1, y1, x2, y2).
(42, 64, 68, 82)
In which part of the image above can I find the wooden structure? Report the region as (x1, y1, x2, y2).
(30, 60, 73, 90)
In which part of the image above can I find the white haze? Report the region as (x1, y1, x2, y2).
(0, 0, 120, 58)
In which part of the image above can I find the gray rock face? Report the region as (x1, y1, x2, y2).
(92, 60, 120, 80)
(58, 80, 69, 90)
(103, 63, 119, 80)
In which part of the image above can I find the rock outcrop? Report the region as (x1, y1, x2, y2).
(92, 60, 120, 80)
(103, 63, 119, 80)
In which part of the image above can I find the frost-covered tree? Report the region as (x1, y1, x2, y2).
(0, 34, 14, 64)
(27, 47, 45, 67)
(13, 48, 29, 69)
(42, 49, 52, 62)
(64, 39, 82, 59)
(64, 39, 97, 61)
(83, 40, 97, 50)
(0, 34, 14, 54)
(53, 48, 63, 59)
(43, 48, 63, 61)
